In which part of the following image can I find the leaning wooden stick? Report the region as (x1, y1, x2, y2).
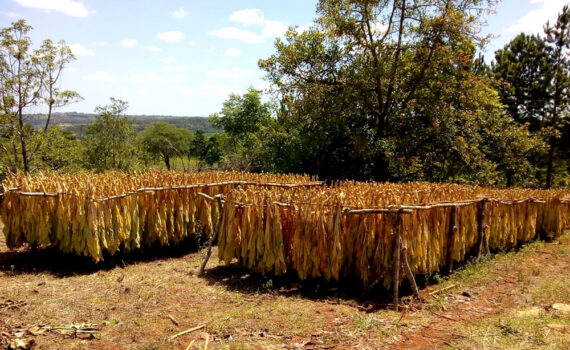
(401, 244, 420, 299)
(393, 211, 403, 311)
(199, 195, 224, 276)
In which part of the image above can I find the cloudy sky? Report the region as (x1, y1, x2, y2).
(0, 0, 568, 116)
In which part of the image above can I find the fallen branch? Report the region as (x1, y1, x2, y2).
(169, 324, 206, 341)
(167, 314, 179, 326)
(428, 284, 457, 296)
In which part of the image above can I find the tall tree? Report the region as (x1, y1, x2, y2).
(209, 87, 272, 147)
(492, 34, 552, 126)
(189, 129, 207, 171)
(0, 20, 79, 174)
(543, 5, 570, 188)
(259, 0, 533, 183)
(492, 6, 570, 187)
(138, 121, 193, 170)
(84, 98, 135, 171)
(209, 87, 273, 171)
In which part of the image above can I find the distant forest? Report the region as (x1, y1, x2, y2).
(25, 112, 221, 138)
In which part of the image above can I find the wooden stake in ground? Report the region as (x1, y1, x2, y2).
(401, 244, 420, 299)
(446, 205, 458, 274)
(199, 195, 224, 276)
(476, 199, 488, 261)
(392, 211, 403, 311)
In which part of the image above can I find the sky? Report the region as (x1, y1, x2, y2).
(0, 0, 568, 117)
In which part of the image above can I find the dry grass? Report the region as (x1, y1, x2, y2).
(1, 226, 569, 349)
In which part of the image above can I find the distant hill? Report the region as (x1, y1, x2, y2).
(25, 112, 222, 138)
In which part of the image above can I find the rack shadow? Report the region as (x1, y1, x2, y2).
(0, 234, 208, 278)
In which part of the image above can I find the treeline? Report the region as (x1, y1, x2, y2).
(208, 1, 570, 188)
(25, 112, 221, 136)
(1, 1, 569, 188)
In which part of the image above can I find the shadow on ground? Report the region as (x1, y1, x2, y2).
(0, 234, 208, 278)
(200, 262, 427, 312)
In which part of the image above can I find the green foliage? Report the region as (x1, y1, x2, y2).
(209, 87, 274, 171)
(0, 19, 79, 174)
(34, 127, 83, 171)
(83, 98, 137, 171)
(209, 87, 272, 147)
(138, 121, 193, 170)
(257, 0, 535, 184)
(492, 5, 570, 187)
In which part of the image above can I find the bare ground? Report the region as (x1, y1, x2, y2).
(0, 224, 569, 350)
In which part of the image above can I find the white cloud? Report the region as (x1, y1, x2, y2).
(170, 7, 188, 18)
(507, 0, 568, 34)
(120, 38, 138, 47)
(170, 75, 188, 82)
(89, 41, 108, 47)
(164, 65, 191, 73)
(262, 20, 287, 37)
(229, 9, 265, 25)
(188, 40, 197, 46)
(66, 67, 77, 73)
(161, 57, 176, 63)
(143, 46, 161, 52)
(0, 11, 22, 18)
(371, 21, 388, 35)
(132, 72, 162, 82)
(69, 44, 94, 56)
(173, 85, 194, 96)
(174, 65, 191, 72)
(199, 83, 246, 97)
(207, 68, 251, 81)
(157, 31, 184, 43)
(213, 9, 288, 44)
(224, 48, 242, 57)
(131, 72, 188, 83)
(295, 25, 310, 34)
(209, 27, 264, 44)
(82, 71, 116, 81)
(12, 0, 89, 17)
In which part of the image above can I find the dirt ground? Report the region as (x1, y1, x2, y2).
(1, 224, 569, 350)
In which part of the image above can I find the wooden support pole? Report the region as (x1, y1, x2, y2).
(476, 199, 488, 261)
(199, 196, 224, 276)
(392, 211, 403, 311)
(401, 244, 420, 299)
(445, 206, 458, 274)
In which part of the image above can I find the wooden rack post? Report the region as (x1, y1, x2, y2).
(476, 198, 488, 261)
(392, 210, 403, 311)
(446, 205, 458, 274)
(198, 194, 224, 276)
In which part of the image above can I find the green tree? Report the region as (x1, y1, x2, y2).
(492, 34, 552, 125)
(37, 127, 82, 171)
(189, 129, 208, 170)
(492, 6, 570, 187)
(543, 5, 570, 188)
(84, 98, 135, 171)
(209, 87, 272, 147)
(138, 121, 193, 170)
(258, 0, 533, 183)
(0, 20, 79, 174)
(209, 87, 273, 171)
(204, 136, 223, 166)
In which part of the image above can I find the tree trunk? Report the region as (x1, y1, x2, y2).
(18, 107, 29, 173)
(545, 143, 555, 188)
(163, 154, 171, 170)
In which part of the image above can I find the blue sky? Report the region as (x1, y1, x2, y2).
(0, 0, 568, 116)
